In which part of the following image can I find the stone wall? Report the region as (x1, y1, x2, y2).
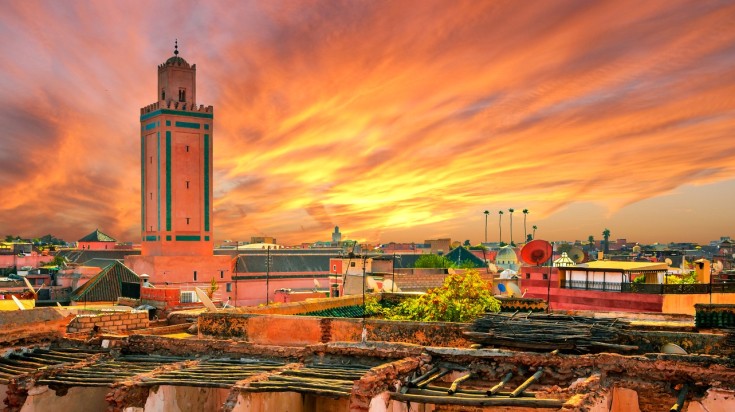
(198, 312, 472, 348)
(0, 307, 73, 344)
(66, 311, 149, 334)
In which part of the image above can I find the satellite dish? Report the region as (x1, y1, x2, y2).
(23, 276, 37, 297)
(568, 247, 585, 264)
(661, 343, 687, 355)
(507, 283, 522, 298)
(665, 258, 673, 266)
(713, 261, 724, 273)
(366, 276, 379, 292)
(313, 278, 322, 289)
(194, 287, 219, 312)
(11, 295, 26, 310)
(520, 240, 553, 266)
(487, 263, 498, 274)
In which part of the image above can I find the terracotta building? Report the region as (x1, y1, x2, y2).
(125, 44, 231, 287)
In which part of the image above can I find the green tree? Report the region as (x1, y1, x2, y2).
(388, 269, 501, 322)
(522, 209, 529, 242)
(498, 210, 504, 244)
(508, 208, 515, 246)
(602, 228, 611, 254)
(414, 254, 454, 269)
(208, 277, 219, 298)
(48, 255, 67, 268)
(532, 225, 538, 239)
(557, 243, 573, 255)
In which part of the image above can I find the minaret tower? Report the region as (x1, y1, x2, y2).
(139, 40, 214, 256)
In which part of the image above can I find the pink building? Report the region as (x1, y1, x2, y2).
(126, 45, 231, 293)
(77, 229, 117, 250)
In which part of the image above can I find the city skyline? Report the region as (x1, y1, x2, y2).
(1, 0, 735, 245)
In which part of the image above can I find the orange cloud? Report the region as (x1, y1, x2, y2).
(1, 0, 735, 245)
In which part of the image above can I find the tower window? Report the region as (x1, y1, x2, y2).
(193, 271, 197, 281)
(186, 145, 189, 152)
(179, 88, 186, 102)
(185, 180, 190, 188)
(149, 193, 153, 200)
(220, 270, 224, 279)
(186, 217, 190, 225)
(150, 156, 153, 164)
(161, 89, 165, 100)
(226, 283, 232, 292)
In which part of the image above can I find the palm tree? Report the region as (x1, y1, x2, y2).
(498, 210, 504, 245)
(508, 208, 515, 246)
(532, 225, 538, 239)
(522, 209, 529, 241)
(483, 210, 490, 243)
(602, 228, 611, 254)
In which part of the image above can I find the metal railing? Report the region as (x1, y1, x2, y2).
(560, 278, 735, 294)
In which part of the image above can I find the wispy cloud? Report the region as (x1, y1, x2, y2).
(1, 0, 734, 244)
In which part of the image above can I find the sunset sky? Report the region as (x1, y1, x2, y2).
(1, 0, 735, 246)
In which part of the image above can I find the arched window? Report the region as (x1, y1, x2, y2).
(179, 88, 186, 102)
(161, 89, 165, 100)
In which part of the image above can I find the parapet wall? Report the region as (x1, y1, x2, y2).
(66, 311, 149, 334)
(140, 100, 213, 116)
(0, 307, 73, 344)
(236, 294, 367, 315)
(198, 312, 470, 348)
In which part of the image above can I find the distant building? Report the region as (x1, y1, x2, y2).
(495, 246, 519, 271)
(125, 44, 231, 288)
(251, 236, 276, 245)
(425, 238, 451, 254)
(77, 229, 117, 250)
(332, 226, 342, 243)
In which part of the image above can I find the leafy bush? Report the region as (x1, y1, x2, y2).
(665, 271, 698, 285)
(413, 254, 455, 268)
(370, 269, 500, 322)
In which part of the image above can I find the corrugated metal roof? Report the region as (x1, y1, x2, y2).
(300, 305, 365, 318)
(70, 261, 140, 301)
(81, 258, 124, 268)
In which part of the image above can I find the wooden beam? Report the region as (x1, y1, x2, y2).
(487, 372, 513, 396)
(670, 385, 688, 412)
(391, 392, 564, 408)
(509, 369, 543, 398)
(448, 373, 473, 395)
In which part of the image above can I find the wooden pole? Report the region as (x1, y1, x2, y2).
(391, 393, 564, 408)
(670, 385, 688, 412)
(509, 369, 543, 398)
(448, 373, 473, 395)
(408, 366, 440, 387)
(486, 372, 513, 396)
(417, 369, 451, 389)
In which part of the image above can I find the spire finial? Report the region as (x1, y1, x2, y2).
(174, 39, 179, 56)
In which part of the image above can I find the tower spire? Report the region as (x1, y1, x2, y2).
(174, 39, 179, 56)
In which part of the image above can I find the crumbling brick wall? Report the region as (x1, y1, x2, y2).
(66, 311, 149, 334)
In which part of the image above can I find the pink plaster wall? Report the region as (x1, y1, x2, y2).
(77, 241, 115, 250)
(0, 254, 52, 270)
